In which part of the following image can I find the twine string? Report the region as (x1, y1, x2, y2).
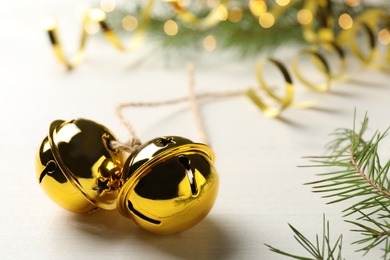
(111, 64, 246, 153)
(187, 64, 209, 144)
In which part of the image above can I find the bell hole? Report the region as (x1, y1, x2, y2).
(178, 156, 190, 170)
(155, 137, 175, 147)
(178, 156, 198, 195)
(93, 179, 110, 194)
(46, 160, 57, 174)
(39, 160, 57, 183)
(127, 201, 161, 225)
(102, 134, 119, 154)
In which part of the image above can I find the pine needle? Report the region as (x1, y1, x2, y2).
(265, 215, 344, 260)
(304, 113, 390, 257)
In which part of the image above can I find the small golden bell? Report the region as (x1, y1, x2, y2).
(35, 119, 125, 213)
(117, 136, 219, 235)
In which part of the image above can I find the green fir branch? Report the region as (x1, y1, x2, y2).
(304, 113, 390, 257)
(305, 115, 390, 217)
(268, 113, 390, 259)
(346, 207, 390, 258)
(102, 0, 386, 59)
(105, 2, 306, 58)
(265, 215, 344, 260)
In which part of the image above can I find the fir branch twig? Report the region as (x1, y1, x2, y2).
(349, 147, 390, 199)
(103, 0, 386, 58)
(268, 113, 390, 259)
(265, 215, 344, 260)
(304, 113, 390, 257)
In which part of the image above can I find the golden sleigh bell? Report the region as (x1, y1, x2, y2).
(36, 119, 219, 234)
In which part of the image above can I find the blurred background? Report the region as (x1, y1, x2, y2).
(1, 1, 390, 259)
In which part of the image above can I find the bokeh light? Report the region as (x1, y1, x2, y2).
(122, 15, 138, 31)
(228, 7, 243, 23)
(297, 9, 313, 25)
(88, 8, 106, 22)
(207, 0, 219, 8)
(164, 20, 178, 36)
(338, 13, 353, 30)
(203, 35, 217, 51)
(42, 14, 57, 30)
(344, 0, 360, 7)
(216, 5, 228, 21)
(84, 22, 100, 35)
(259, 12, 274, 28)
(100, 0, 116, 13)
(249, 0, 267, 17)
(276, 0, 290, 6)
(378, 28, 390, 45)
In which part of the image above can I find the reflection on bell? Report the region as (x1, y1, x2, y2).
(117, 136, 219, 235)
(35, 119, 125, 213)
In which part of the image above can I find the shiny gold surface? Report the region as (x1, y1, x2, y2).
(168, 0, 231, 29)
(117, 136, 219, 234)
(337, 9, 390, 71)
(302, 0, 334, 43)
(246, 58, 294, 118)
(36, 119, 125, 213)
(291, 49, 331, 93)
(44, 1, 154, 69)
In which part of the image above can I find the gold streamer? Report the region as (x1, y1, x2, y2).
(312, 41, 347, 80)
(247, 51, 329, 117)
(246, 58, 294, 118)
(337, 9, 390, 71)
(247, 2, 390, 118)
(44, 0, 390, 71)
(43, 1, 390, 119)
(262, 0, 301, 21)
(44, 0, 154, 69)
(42, 14, 86, 70)
(291, 49, 331, 93)
(301, 0, 334, 43)
(166, 0, 231, 29)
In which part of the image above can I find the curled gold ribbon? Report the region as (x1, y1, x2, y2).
(44, 0, 154, 69)
(166, 0, 231, 29)
(290, 42, 347, 106)
(42, 14, 87, 70)
(246, 58, 294, 118)
(251, 41, 347, 115)
(337, 9, 390, 71)
(42, 0, 390, 120)
(315, 41, 347, 80)
(302, 0, 334, 43)
(291, 49, 331, 93)
(266, 0, 300, 21)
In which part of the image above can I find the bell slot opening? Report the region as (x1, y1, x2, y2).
(39, 160, 57, 183)
(102, 133, 120, 154)
(154, 137, 175, 147)
(127, 201, 161, 225)
(178, 156, 198, 196)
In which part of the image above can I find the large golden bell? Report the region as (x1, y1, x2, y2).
(117, 136, 219, 235)
(35, 119, 125, 213)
